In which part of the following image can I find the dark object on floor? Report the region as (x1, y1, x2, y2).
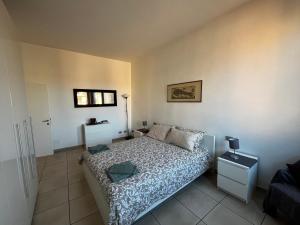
(263, 168, 300, 225)
(106, 161, 139, 183)
(125, 135, 134, 140)
(88, 144, 109, 155)
(287, 160, 300, 186)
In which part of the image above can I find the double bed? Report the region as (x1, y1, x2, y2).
(82, 134, 215, 225)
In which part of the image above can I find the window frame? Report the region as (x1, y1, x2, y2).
(73, 89, 117, 108)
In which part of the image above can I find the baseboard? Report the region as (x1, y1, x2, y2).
(54, 144, 84, 153)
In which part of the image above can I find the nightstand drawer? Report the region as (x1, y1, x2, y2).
(218, 160, 248, 185)
(217, 174, 247, 201)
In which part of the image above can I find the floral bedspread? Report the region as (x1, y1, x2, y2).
(85, 136, 210, 225)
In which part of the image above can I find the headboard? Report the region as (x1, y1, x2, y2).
(203, 134, 216, 160)
(152, 122, 216, 159)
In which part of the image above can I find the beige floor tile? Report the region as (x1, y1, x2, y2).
(46, 158, 66, 167)
(67, 149, 83, 160)
(72, 212, 104, 225)
(203, 204, 252, 225)
(70, 194, 98, 224)
(176, 183, 218, 219)
(221, 195, 265, 225)
(39, 175, 68, 193)
(37, 156, 47, 164)
(262, 215, 289, 225)
(42, 169, 67, 181)
(69, 181, 91, 200)
(135, 214, 160, 225)
(195, 176, 226, 202)
(153, 198, 200, 225)
(69, 170, 85, 184)
(35, 186, 68, 214)
(46, 152, 67, 164)
(37, 160, 46, 169)
(42, 163, 67, 178)
(68, 166, 83, 174)
(32, 203, 69, 225)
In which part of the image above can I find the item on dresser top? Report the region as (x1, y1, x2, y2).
(89, 118, 97, 125)
(165, 128, 203, 151)
(217, 151, 258, 203)
(106, 161, 139, 183)
(86, 119, 109, 126)
(147, 124, 172, 141)
(88, 144, 109, 155)
(228, 137, 240, 160)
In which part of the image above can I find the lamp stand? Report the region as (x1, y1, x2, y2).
(124, 97, 133, 140)
(230, 149, 239, 160)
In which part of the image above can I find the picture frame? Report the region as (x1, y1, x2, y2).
(167, 80, 202, 102)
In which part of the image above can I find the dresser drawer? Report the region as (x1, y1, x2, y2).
(217, 175, 247, 201)
(218, 160, 248, 185)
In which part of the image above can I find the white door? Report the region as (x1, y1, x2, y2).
(26, 83, 53, 157)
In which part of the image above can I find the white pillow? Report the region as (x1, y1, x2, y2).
(166, 128, 202, 151)
(147, 124, 172, 141)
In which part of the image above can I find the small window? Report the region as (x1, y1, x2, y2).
(103, 92, 115, 104)
(76, 92, 88, 105)
(93, 92, 103, 105)
(73, 89, 117, 108)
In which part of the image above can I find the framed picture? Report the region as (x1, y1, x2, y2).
(167, 80, 202, 102)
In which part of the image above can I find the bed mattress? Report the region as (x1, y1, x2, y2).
(84, 136, 210, 225)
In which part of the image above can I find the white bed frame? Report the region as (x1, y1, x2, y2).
(83, 134, 215, 225)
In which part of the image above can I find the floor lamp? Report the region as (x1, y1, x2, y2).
(122, 94, 132, 139)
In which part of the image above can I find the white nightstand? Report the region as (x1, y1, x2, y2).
(217, 151, 258, 203)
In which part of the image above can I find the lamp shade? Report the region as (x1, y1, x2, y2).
(122, 93, 129, 98)
(229, 138, 239, 150)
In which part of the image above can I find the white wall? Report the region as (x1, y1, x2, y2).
(132, 0, 300, 188)
(22, 43, 131, 150)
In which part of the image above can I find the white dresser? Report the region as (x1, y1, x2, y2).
(83, 123, 112, 150)
(217, 151, 258, 203)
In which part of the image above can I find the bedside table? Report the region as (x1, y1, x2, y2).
(133, 128, 149, 138)
(217, 151, 258, 203)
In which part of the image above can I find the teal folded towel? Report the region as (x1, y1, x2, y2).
(88, 144, 109, 155)
(106, 161, 139, 183)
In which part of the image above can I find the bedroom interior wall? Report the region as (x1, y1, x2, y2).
(132, 0, 300, 188)
(21, 43, 131, 150)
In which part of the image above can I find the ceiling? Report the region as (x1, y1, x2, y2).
(4, 0, 250, 61)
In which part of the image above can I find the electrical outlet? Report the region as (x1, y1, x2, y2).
(118, 131, 122, 134)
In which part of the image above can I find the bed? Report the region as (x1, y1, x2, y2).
(82, 134, 215, 225)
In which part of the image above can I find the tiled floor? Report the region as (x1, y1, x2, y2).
(33, 147, 288, 225)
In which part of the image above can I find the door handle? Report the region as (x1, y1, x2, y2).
(42, 119, 51, 125)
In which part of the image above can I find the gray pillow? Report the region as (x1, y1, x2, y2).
(175, 126, 205, 150)
(147, 124, 172, 141)
(166, 128, 203, 151)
